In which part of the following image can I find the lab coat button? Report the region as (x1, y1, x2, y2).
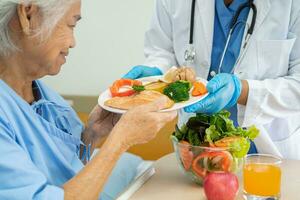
(210, 71, 216, 77)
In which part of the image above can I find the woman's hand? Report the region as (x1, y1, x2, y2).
(184, 73, 246, 114)
(110, 96, 177, 148)
(83, 106, 121, 147)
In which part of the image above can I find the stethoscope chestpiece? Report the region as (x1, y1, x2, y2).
(184, 44, 196, 65)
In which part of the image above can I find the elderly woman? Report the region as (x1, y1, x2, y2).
(0, 0, 177, 199)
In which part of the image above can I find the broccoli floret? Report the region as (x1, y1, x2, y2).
(163, 81, 191, 103)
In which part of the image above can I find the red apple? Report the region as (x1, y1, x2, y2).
(203, 172, 239, 200)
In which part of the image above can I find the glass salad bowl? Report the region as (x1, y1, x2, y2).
(172, 136, 244, 185)
(171, 111, 259, 185)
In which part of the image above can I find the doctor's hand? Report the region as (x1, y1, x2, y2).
(123, 65, 162, 79)
(111, 97, 177, 148)
(184, 73, 246, 114)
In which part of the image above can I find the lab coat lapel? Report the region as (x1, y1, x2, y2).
(241, 0, 271, 46)
(197, 0, 215, 66)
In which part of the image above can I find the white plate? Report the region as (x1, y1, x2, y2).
(98, 76, 208, 114)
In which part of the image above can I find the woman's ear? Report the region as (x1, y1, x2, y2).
(17, 4, 39, 35)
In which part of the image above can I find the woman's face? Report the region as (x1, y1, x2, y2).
(40, 1, 82, 76)
(13, 1, 82, 78)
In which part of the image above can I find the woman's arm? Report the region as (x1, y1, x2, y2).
(64, 132, 127, 200)
(64, 97, 177, 200)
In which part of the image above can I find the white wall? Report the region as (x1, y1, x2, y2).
(43, 0, 155, 96)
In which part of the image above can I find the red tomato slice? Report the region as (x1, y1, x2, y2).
(179, 141, 194, 170)
(192, 151, 233, 178)
(110, 79, 142, 97)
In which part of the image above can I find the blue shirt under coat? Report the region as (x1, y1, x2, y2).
(209, 0, 257, 153)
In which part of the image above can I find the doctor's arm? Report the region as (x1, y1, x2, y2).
(186, 13, 300, 127)
(123, 0, 177, 79)
(144, 0, 178, 72)
(143, 0, 178, 72)
(238, 13, 300, 127)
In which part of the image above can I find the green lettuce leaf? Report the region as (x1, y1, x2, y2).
(244, 125, 260, 140)
(205, 125, 221, 144)
(229, 137, 251, 158)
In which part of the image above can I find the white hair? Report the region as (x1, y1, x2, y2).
(0, 0, 78, 57)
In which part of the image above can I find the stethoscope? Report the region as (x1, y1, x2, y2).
(184, 0, 257, 76)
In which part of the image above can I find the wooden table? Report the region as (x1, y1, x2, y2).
(129, 153, 300, 200)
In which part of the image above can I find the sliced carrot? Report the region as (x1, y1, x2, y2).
(179, 141, 194, 170)
(214, 136, 243, 148)
(192, 81, 208, 97)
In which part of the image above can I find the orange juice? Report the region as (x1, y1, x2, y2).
(243, 163, 281, 196)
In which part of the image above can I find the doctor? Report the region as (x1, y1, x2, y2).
(124, 0, 300, 159)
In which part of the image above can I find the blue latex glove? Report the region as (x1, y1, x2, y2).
(184, 73, 242, 114)
(123, 65, 162, 79)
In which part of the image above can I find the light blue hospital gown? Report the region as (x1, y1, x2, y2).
(0, 79, 142, 200)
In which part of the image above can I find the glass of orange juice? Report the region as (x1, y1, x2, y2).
(243, 154, 282, 200)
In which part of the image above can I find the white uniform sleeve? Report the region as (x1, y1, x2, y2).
(0, 122, 64, 200)
(143, 0, 178, 72)
(239, 11, 300, 127)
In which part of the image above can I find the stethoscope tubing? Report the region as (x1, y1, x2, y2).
(186, 0, 257, 74)
(189, 0, 197, 45)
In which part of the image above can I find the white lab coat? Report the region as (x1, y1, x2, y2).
(143, 0, 300, 160)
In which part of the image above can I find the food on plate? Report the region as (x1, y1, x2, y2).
(162, 66, 178, 83)
(144, 81, 169, 93)
(104, 90, 174, 110)
(110, 79, 142, 97)
(203, 172, 239, 200)
(192, 81, 207, 97)
(163, 80, 192, 103)
(172, 110, 259, 184)
(174, 67, 197, 83)
(132, 85, 145, 92)
(104, 67, 206, 111)
(163, 66, 196, 83)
